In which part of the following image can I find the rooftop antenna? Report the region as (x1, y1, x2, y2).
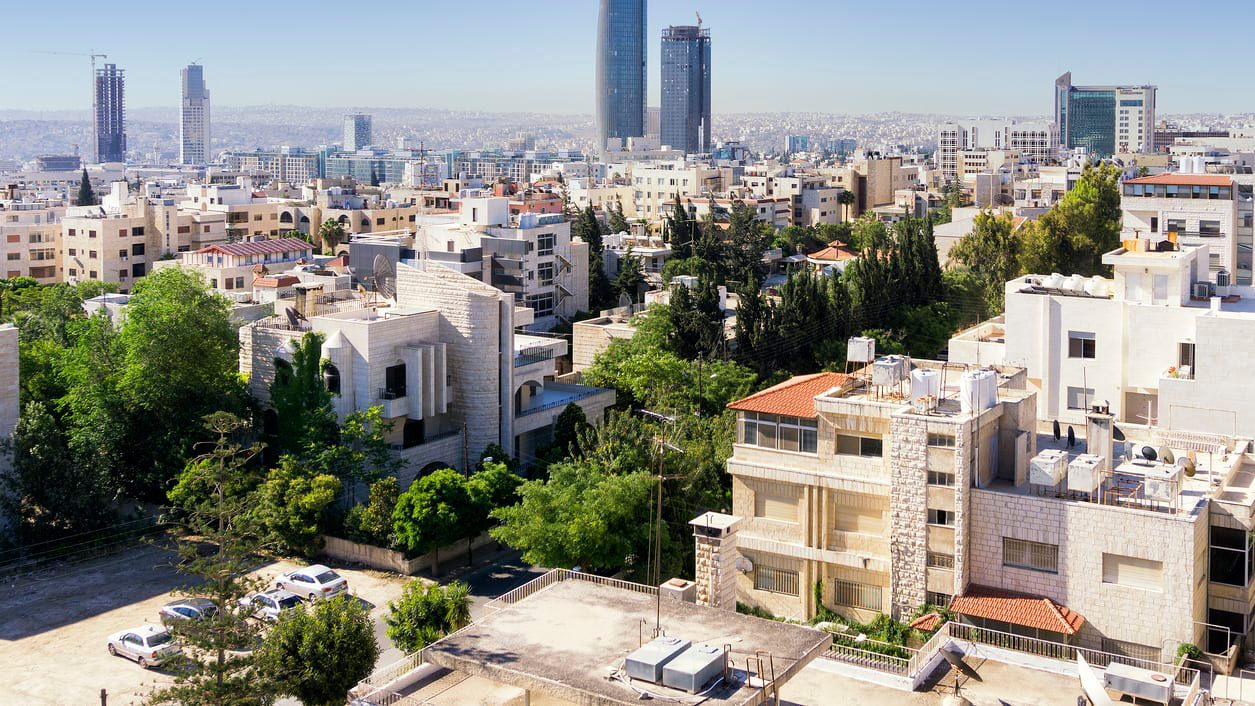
(639, 409, 685, 639)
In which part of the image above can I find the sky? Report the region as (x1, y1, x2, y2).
(1, 0, 1252, 116)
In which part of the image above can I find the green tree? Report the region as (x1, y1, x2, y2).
(392, 468, 472, 574)
(317, 220, 346, 255)
(76, 168, 96, 206)
(723, 203, 768, 284)
(307, 406, 400, 506)
(666, 277, 724, 359)
(250, 457, 341, 558)
(948, 210, 1021, 316)
(343, 476, 400, 546)
(573, 203, 614, 309)
(463, 461, 522, 563)
(258, 596, 379, 706)
(490, 459, 658, 576)
(384, 580, 472, 654)
(665, 195, 697, 261)
(269, 332, 337, 456)
(550, 403, 590, 459)
(837, 189, 856, 222)
(0, 400, 115, 545)
(0, 276, 36, 320)
(608, 200, 630, 234)
(1017, 163, 1123, 276)
(150, 413, 274, 706)
(613, 248, 645, 303)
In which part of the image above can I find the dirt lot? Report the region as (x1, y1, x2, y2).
(0, 542, 414, 705)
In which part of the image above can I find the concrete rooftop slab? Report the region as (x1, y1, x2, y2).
(422, 576, 832, 706)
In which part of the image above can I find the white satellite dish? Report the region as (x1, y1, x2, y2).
(735, 556, 753, 573)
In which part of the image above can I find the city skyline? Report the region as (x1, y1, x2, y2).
(3, 0, 1254, 116)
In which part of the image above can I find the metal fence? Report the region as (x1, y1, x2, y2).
(824, 639, 913, 675)
(484, 568, 657, 611)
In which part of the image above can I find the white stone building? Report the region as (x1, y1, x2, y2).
(0, 323, 17, 441)
(239, 263, 614, 480)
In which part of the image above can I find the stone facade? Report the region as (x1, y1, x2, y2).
(888, 415, 928, 618)
(0, 324, 16, 442)
(692, 516, 741, 611)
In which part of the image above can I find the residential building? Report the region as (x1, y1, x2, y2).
(936, 120, 1053, 184)
(742, 168, 845, 227)
(1054, 72, 1157, 156)
(183, 182, 296, 240)
(0, 323, 16, 442)
(1119, 172, 1254, 284)
(0, 201, 64, 282)
(343, 114, 373, 151)
(595, 0, 647, 154)
(240, 263, 614, 477)
(631, 160, 733, 220)
(179, 64, 211, 165)
(660, 24, 712, 155)
(221, 148, 321, 185)
(93, 63, 126, 164)
(172, 238, 315, 297)
(826, 156, 917, 217)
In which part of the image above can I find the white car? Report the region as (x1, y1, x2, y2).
(275, 564, 349, 601)
(106, 624, 181, 669)
(239, 589, 303, 621)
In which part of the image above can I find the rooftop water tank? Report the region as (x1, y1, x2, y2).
(626, 636, 691, 684)
(662, 645, 725, 694)
(910, 368, 940, 409)
(959, 369, 998, 414)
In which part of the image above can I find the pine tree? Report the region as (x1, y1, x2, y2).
(665, 195, 695, 260)
(608, 200, 630, 234)
(76, 169, 96, 206)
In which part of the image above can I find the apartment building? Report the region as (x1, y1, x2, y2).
(936, 121, 1053, 184)
(171, 238, 315, 297)
(1119, 172, 1254, 284)
(631, 160, 734, 221)
(826, 156, 917, 217)
(221, 149, 321, 185)
(951, 240, 1255, 436)
(183, 182, 298, 240)
(239, 263, 614, 478)
(727, 354, 1255, 663)
(0, 201, 64, 282)
(741, 169, 845, 227)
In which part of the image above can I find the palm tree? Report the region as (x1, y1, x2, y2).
(837, 189, 856, 223)
(318, 219, 346, 255)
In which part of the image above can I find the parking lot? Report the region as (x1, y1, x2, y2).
(0, 541, 414, 705)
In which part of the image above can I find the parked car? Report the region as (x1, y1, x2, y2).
(275, 564, 349, 601)
(238, 589, 303, 621)
(106, 625, 181, 669)
(159, 597, 219, 626)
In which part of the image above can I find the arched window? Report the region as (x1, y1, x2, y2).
(299, 215, 310, 224)
(337, 215, 349, 225)
(360, 218, 370, 228)
(274, 358, 293, 386)
(323, 363, 341, 395)
(280, 212, 293, 224)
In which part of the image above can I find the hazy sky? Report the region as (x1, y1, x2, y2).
(2, 0, 1251, 116)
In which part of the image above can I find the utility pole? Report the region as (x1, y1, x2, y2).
(640, 409, 685, 639)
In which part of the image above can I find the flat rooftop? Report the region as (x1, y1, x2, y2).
(421, 575, 831, 706)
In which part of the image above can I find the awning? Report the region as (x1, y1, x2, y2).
(951, 585, 1085, 636)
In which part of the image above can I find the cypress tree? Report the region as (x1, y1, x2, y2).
(76, 169, 96, 206)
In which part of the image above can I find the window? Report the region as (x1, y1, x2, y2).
(67, 248, 76, 256)
(131, 226, 144, 236)
(928, 433, 955, 447)
(1068, 331, 1096, 358)
(833, 579, 883, 611)
(68, 268, 77, 276)
(118, 250, 127, 259)
(1209, 525, 1249, 587)
(537, 231, 555, 256)
(754, 565, 799, 596)
(1200, 220, 1222, 237)
(755, 489, 798, 523)
(273, 358, 293, 386)
(1066, 386, 1094, 410)
(1102, 553, 1163, 591)
(132, 263, 145, 277)
(1003, 538, 1059, 573)
(537, 261, 554, 286)
(383, 364, 406, 399)
(323, 364, 341, 395)
(118, 270, 128, 279)
(525, 292, 555, 317)
(928, 509, 954, 526)
(927, 552, 955, 569)
(927, 471, 955, 486)
(926, 591, 953, 608)
(4, 253, 17, 261)
(88, 250, 98, 259)
(834, 496, 883, 533)
(837, 434, 883, 457)
(132, 243, 145, 256)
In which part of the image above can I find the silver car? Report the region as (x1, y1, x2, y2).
(159, 597, 218, 626)
(275, 564, 349, 601)
(239, 589, 303, 621)
(106, 624, 181, 669)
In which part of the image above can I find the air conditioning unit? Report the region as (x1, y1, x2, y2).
(1192, 282, 1212, 299)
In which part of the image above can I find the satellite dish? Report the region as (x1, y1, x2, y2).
(1113, 426, 1126, 442)
(735, 556, 753, 573)
(284, 307, 306, 328)
(1159, 447, 1175, 465)
(371, 254, 396, 301)
(1141, 446, 1158, 462)
(617, 291, 632, 308)
(940, 645, 982, 682)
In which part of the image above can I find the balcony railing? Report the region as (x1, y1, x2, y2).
(378, 387, 406, 401)
(514, 346, 556, 367)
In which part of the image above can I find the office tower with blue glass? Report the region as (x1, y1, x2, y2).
(180, 64, 211, 165)
(596, 0, 647, 154)
(1055, 72, 1156, 156)
(93, 63, 126, 163)
(343, 113, 373, 151)
(660, 24, 711, 155)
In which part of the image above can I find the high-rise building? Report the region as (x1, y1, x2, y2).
(93, 63, 126, 163)
(180, 64, 211, 165)
(660, 24, 711, 155)
(343, 113, 373, 151)
(595, 0, 647, 154)
(936, 120, 1053, 183)
(784, 135, 810, 155)
(1054, 72, 1156, 156)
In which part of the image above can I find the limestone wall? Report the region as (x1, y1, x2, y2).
(0, 324, 17, 440)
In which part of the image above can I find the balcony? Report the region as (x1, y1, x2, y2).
(377, 387, 408, 418)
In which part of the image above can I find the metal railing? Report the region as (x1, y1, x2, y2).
(515, 386, 603, 417)
(484, 568, 657, 611)
(388, 428, 461, 451)
(378, 387, 406, 401)
(948, 622, 1200, 687)
(513, 346, 556, 367)
(824, 638, 913, 675)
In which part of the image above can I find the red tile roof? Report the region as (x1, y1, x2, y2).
(1124, 173, 1232, 187)
(909, 612, 944, 632)
(196, 238, 313, 258)
(252, 275, 300, 288)
(726, 372, 851, 419)
(951, 585, 1085, 636)
(807, 242, 858, 262)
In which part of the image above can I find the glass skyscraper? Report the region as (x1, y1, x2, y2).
(1054, 72, 1156, 156)
(660, 25, 711, 155)
(180, 64, 210, 165)
(596, 0, 647, 154)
